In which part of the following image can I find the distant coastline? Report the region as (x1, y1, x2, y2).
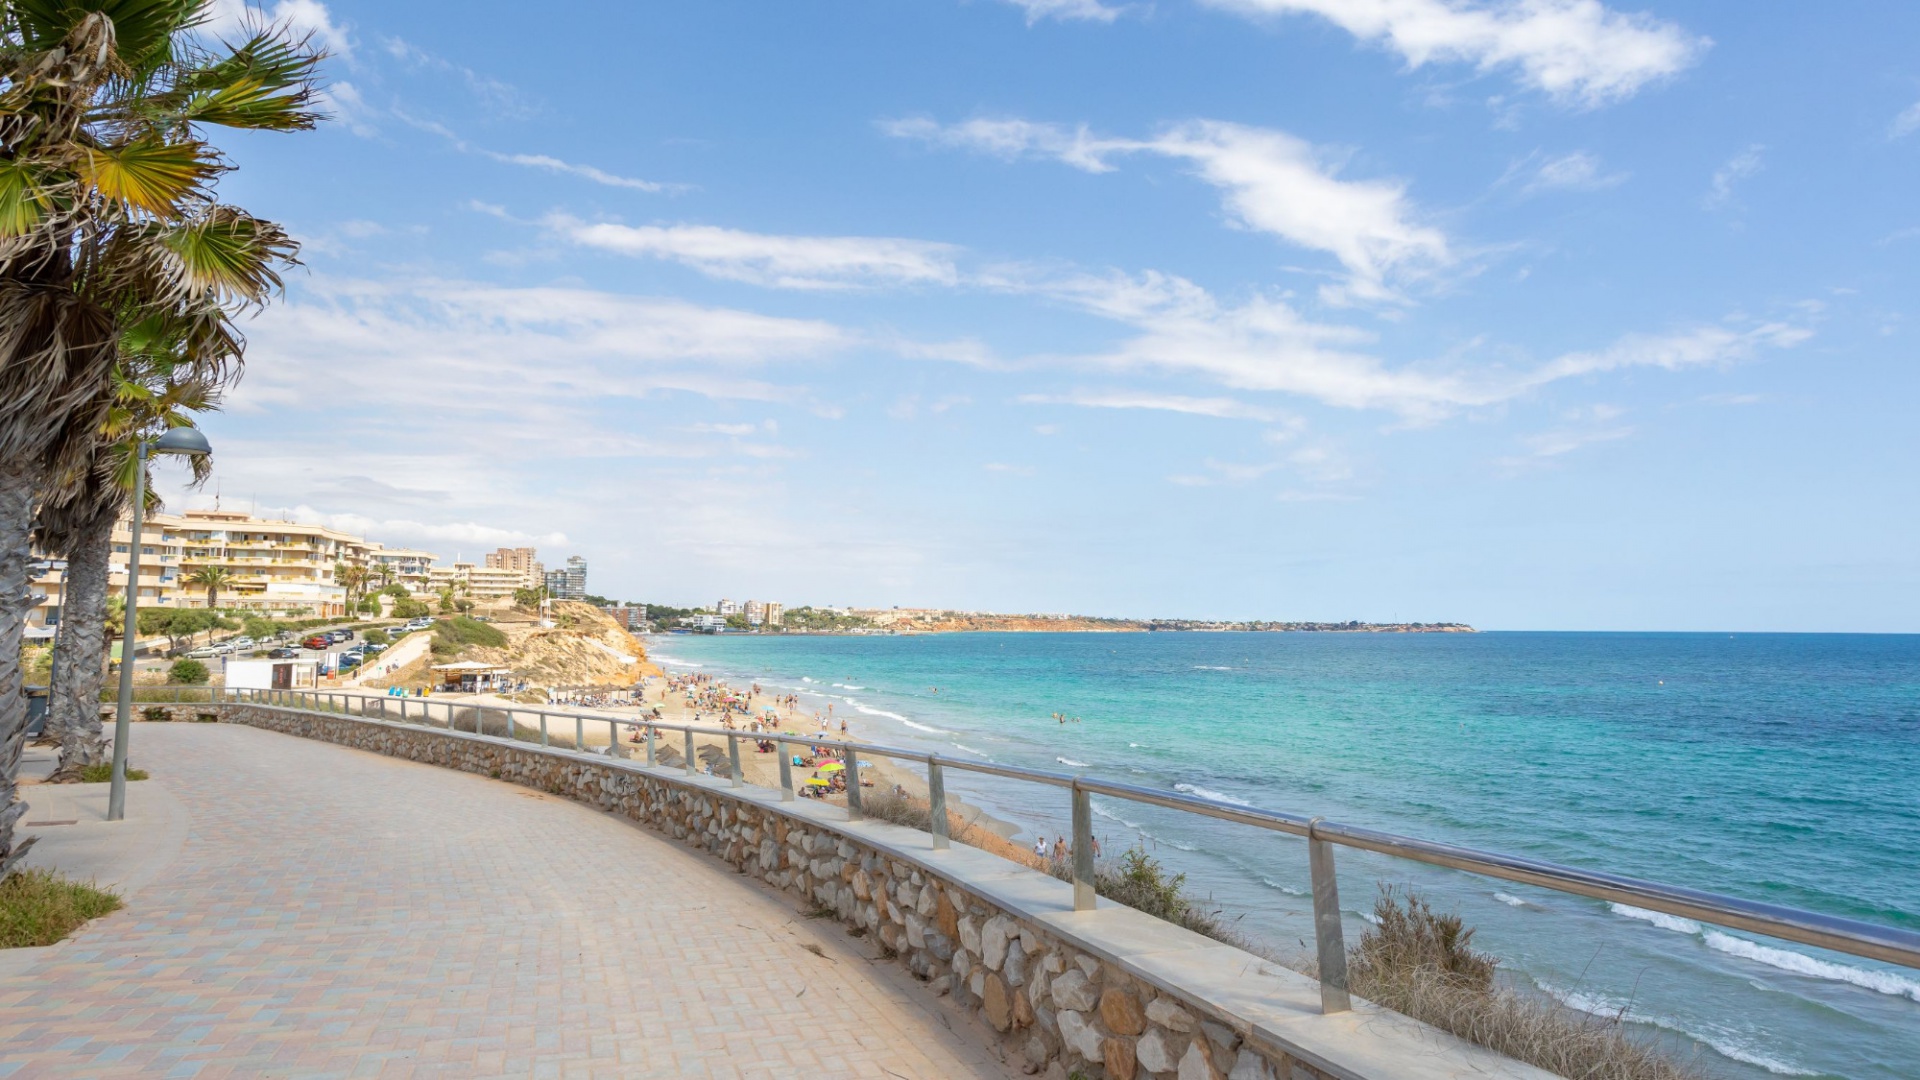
(680, 606, 1474, 635)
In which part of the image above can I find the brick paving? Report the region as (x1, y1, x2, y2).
(0, 724, 1022, 1078)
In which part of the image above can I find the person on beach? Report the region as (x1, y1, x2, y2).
(1033, 837, 1047, 858)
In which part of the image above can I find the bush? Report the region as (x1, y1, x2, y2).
(434, 616, 506, 650)
(167, 658, 209, 685)
(78, 763, 147, 782)
(140, 706, 170, 722)
(1345, 888, 1703, 1080)
(391, 597, 430, 619)
(363, 629, 390, 647)
(0, 869, 122, 948)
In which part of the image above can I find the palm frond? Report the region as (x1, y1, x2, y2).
(156, 205, 296, 303)
(0, 157, 58, 237)
(76, 137, 219, 216)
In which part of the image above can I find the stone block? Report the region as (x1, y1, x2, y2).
(1013, 987, 1035, 1029)
(1146, 997, 1196, 1033)
(850, 870, 871, 900)
(1105, 1036, 1139, 1080)
(1057, 1009, 1105, 1062)
(1050, 969, 1098, 1012)
(984, 973, 1013, 1031)
(936, 887, 960, 938)
(905, 911, 927, 950)
(1228, 1049, 1274, 1080)
(982, 915, 1014, 970)
(1075, 954, 1101, 979)
(924, 929, 955, 963)
(1004, 938, 1029, 987)
(958, 915, 981, 955)
(1136, 1027, 1183, 1075)
(1024, 1034, 1052, 1072)
(1178, 1040, 1222, 1080)
(1101, 987, 1147, 1036)
(917, 883, 938, 917)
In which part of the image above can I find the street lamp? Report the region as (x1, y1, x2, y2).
(108, 426, 212, 822)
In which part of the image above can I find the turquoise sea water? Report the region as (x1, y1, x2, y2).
(646, 631, 1920, 1080)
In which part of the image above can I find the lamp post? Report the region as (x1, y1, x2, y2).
(108, 427, 213, 822)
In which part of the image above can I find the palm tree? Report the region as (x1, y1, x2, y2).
(36, 359, 214, 779)
(0, 2, 321, 875)
(185, 564, 230, 609)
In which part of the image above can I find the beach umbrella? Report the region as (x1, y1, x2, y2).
(819, 762, 845, 772)
(804, 778, 831, 787)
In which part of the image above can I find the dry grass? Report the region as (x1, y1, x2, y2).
(1345, 888, 1706, 1080)
(77, 763, 147, 782)
(0, 869, 122, 948)
(858, 789, 1052, 870)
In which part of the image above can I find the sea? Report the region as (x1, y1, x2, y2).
(643, 631, 1919, 1080)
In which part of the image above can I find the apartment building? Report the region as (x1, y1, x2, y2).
(28, 509, 400, 631)
(546, 555, 587, 601)
(715, 598, 740, 616)
(484, 546, 544, 583)
(364, 544, 439, 592)
(428, 561, 535, 599)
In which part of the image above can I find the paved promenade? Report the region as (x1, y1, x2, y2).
(0, 724, 1022, 1078)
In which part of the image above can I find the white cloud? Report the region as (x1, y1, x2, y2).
(1022, 270, 1810, 420)
(548, 216, 962, 289)
(984, 462, 1037, 475)
(1705, 144, 1764, 211)
(268, 506, 567, 549)
(486, 153, 675, 193)
(1524, 151, 1628, 193)
(203, 0, 351, 58)
(1002, 0, 1126, 23)
(1891, 99, 1920, 140)
(1201, 0, 1706, 106)
(888, 117, 1449, 304)
(1019, 390, 1284, 421)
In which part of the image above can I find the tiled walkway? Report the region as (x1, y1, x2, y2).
(0, 724, 1021, 1078)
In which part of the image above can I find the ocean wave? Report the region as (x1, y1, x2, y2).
(850, 704, 946, 733)
(1702, 930, 1920, 1002)
(1057, 757, 1091, 768)
(1193, 665, 1233, 670)
(800, 676, 815, 683)
(1127, 742, 1153, 750)
(1174, 782, 1254, 807)
(952, 743, 992, 759)
(1090, 800, 1197, 850)
(1259, 876, 1306, 897)
(650, 655, 701, 668)
(1493, 892, 1529, 908)
(832, 683, 866, 690)
(1539, 982, 1817, 1077)
(1609, 903, 1703, 935)
(1610, 903, 1920, 1002)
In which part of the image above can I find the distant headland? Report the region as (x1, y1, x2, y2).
(650, 604, 1474, 635)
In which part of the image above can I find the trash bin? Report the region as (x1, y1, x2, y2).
(25, 685, 48, 737)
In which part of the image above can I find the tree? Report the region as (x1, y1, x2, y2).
(390, 597, 429, 619)
(166, 657, 206, 684)
(184, 564, 231, 609)
(436, 586, 456, 615)
(512, 585, 547, 609)
(0, 1, 321, 876)
(138, 607, 211, 655)
(35, 364, 213, 779)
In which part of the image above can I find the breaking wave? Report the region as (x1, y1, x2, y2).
(1174, 782, 1254, 807)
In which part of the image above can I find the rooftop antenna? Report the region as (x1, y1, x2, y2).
(213, 478, 221, 512)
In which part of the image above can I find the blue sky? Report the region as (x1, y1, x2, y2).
(173, 0, 1920, 630)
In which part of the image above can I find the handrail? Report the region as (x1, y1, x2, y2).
(168, 685, 1920, 1006)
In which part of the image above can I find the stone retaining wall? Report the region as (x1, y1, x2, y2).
(212, 704, 1545, 1080)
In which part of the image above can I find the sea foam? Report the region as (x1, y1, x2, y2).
(1539, 982, 1818, 1077)
(1057, 757, 1091, 767)
(1493, 892, 1530, 908)
(1174, 782, 1254, 807)
(1609, 903, 1703, 935)
(1611, 904, 1920, 1002)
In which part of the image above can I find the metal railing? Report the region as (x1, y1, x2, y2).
(152, 685, 1920, 1014)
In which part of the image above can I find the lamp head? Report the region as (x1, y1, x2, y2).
(152, 427, 212, 456)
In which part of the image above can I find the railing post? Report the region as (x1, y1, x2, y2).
(1308, 819, 1352, 1014)
(645, 724, 656, 767)
(575, 716, 584, 752)
(777, 742, 793, 801)
(1072, 783, 1095, 911)
(609, 720, 619, 758)
(844, 745, 862, 821)
(684, 730, 695, 775)
(728, 734, 742, 787)
(928, 758, 949, 850)
(540, 714, 549, 747)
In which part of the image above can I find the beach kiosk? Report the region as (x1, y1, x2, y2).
(432, 660, 511, 694)
(225, 657, 318, 691)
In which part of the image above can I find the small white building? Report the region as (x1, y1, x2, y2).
(224, 657, 318, 691)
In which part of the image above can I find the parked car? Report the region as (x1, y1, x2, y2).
(325, 629, 353, 643)
(186, 644, 223, 659)
(301, 635, 330, 650)
(363, 642, 387, 654)
(229, 636, 255, 649)
(268, 647, 301, 659)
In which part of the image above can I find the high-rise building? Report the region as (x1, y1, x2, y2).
(546, 555, 588, 601)
(745, 600, 765, 626)
(716, 598, 740, 616)
(765, 602, 783, 627)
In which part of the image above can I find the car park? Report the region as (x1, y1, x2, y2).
(268, 647, 301, 659)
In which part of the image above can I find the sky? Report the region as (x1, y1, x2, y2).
(166, 0, 1920, 631)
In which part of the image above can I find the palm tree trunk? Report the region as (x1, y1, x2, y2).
(47, 508, 111, 780)
(0, 461, 41, 877)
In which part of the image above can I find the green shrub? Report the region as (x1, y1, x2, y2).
(167, 659, 209, 685)
(433, 616, 505, 652)
(0, 869, 122, 948)
(363, 629, 390, 646)
(140, 706, 170, 722)
(78, 763, 147, 782)
(391, 597, 430, 619)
